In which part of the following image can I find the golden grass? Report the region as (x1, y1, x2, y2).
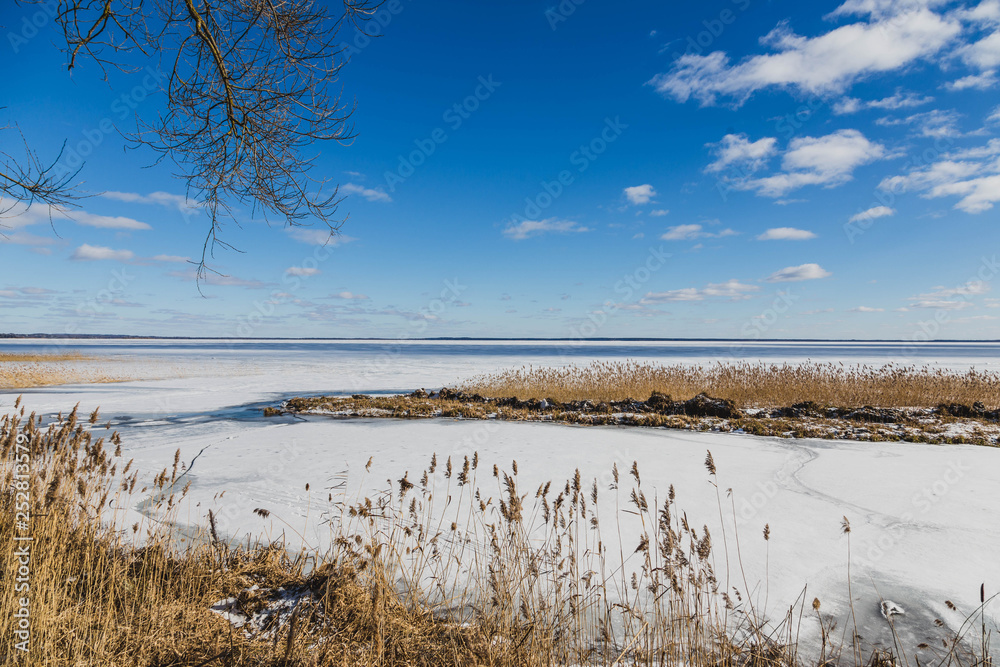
(0, 353, 134, 389)
(460, 361, 1000, 408)
(1, 399, 995, 665)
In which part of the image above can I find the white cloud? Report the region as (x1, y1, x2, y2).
(880, 137, 1000, 212)
(66, 211, 152, 230)
(642, 279, 760, 303)
(649, 209, 670, 217)
(71, 244, 135, 261)
(848, 205, 896, 222)
(623, 184, 657, 205)
(765, 263, 831, 282)
(341, 183, 392, 203)
(756, 227, 817, 240)
(959, 30, 1000, 69)
(739, 130, 888, 197)
(947, 70, 998, 89)
(166, 270, 268, 288)
(661, 224, 704, 241)
(286, 266, 321, 277)
(660, 223, 737, 241)
(833, 90, 934, 114)
(502, 217, 590, 240)
(705, 134, 777, 173)
(988, 105, 1000, 123)
(0, 230, 62, 246)
(875, 109, 962, 138)
(0, 198, 151, 230)
(330, 291, 369, 300)
(908, 281, 990, 310)
(287, 228, 354, 246)
(849, 306, 884, 312)
(151, 254, 190, 263)
(648, 9, 960, 105)
(101, 191, 200, 213)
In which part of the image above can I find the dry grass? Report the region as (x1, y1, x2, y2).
(460, 361, 1000, 409)
(1, 399, 995, 665)
(0, 352, 134, 389)
(0, 353, 92, 363)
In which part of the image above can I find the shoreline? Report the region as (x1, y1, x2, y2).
(271, 389, 1000, 447)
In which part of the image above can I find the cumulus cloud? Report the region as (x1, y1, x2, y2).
(849, 306, 884, 312)
(648, 8, 960, 105)
(649, 209, 670, 216)
(341, 183, 392, 202)
(848, 205, 896, 222)
(765, 263, 832, 282)
(329, 291, 369, 300)
(660, 224, 737, 241)
(502, 217, 590, 240)
(642, 279, 760, 303)
(70, 244, 135, 261)
(705, 134, 777, 173)
(946, 70, 998, 90)
(151, 254, 191, 263)
(879, 137, 1000, 212)
(756, 227, 817, 240)
(737, 130, 888, 197)
(623, 184, 657, 205)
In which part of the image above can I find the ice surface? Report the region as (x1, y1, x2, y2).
(2, 339, 998, 655)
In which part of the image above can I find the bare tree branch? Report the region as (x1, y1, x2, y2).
(8, 0, 383, 284)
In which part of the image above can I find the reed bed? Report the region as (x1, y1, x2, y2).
(460, 361, 1000, 408)
(1, 399, 995, 665)
(0, 353, 133, 389)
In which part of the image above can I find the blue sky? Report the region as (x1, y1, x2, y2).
(1, 0, 999, 339)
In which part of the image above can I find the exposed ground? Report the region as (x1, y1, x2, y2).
(274, 388, 1000, 447)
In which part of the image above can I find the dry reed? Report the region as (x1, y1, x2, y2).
(1, 398, 994, 665)
(460, 361, 1000, 408)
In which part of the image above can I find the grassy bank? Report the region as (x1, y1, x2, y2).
(458, 361, 1000, 409)
(0, 352, 130, 389)
(1, 399, 995, 665)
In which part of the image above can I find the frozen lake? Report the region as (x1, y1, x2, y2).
(2, 338, 998, 655)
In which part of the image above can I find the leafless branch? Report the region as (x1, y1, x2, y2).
(10, 0, 383, 283)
